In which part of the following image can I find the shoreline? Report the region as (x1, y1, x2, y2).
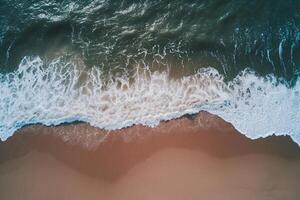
(1, 112, 299, 180)
(0, 112, 300, 199)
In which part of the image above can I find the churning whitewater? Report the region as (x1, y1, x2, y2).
(2, 0, 300, 147)
(0, 56, 299, 145)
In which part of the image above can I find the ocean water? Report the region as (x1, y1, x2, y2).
(0, 0, 300, 145)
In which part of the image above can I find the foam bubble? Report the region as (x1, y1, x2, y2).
(0, 56, 299, 145)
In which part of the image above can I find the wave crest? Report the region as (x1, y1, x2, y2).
(0, 56, 300, 145)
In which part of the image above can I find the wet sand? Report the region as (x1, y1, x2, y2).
(0, 112, 299, 199)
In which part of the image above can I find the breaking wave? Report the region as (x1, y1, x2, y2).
(0, 56, 299, 145)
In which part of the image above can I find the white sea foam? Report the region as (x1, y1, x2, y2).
(0, 56, 299, 145)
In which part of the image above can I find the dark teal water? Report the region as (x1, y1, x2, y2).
(1, 0, 300, 80)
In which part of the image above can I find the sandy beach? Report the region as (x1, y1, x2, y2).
(0, 113, 299, 200)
